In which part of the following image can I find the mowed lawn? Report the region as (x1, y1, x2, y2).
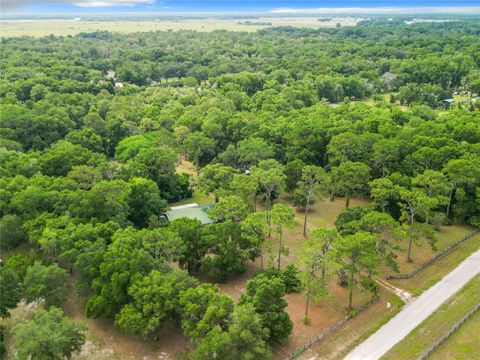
(382, 275, 480, 360)
(429, 310, 480, 360)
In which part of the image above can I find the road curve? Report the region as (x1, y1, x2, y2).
(345, 248, 480, 360)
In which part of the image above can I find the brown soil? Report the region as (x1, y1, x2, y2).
(298, 287, 400, 360)
(62, 292, 190, 360)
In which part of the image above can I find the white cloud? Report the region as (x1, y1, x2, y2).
(70, 0, 154, 7)
(1, 0, 155, 10)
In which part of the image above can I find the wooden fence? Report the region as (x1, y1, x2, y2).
(283, 297, 379, 360)
(387, 230, 479, 280)
(417, 303, 480, 360)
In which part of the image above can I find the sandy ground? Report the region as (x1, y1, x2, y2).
(62, 291, 190, 360)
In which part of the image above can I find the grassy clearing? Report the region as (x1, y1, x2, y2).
(280, 194, 371, 229)
(389, 231, 479, 296)
(382, 275, 480, 360)
(392, 224, 474, 274)
(0, 17, 362, 38)
(169, 190, 214, 207)
(430, 310, 480, 360)
(175, 159, 197, 176)
(171, 158, 215, 207)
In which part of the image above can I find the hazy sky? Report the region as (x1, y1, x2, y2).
(2, 0, 479, 13)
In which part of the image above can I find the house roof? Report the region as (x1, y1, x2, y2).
(441, 98, 455, 104)
(165, 204, 215, 225)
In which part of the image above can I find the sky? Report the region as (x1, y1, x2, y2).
(1, 0, 479, 14)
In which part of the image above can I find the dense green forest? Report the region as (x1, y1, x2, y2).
(1, 20, 479, 359)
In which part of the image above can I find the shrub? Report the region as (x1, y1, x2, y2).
(281, 265, 301, 293)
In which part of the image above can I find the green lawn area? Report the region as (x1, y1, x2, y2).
(429, 310, 480, 360)
(382, 275, 480, 360)
(168, 190, 214, 208)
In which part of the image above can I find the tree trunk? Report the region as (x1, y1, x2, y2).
(446, 185, 454, 217)
(321, 267, 326, 288)
(345, 193, 350, 209)
(348, 258, 355, 310)
(214, 193, 219, 203)
(407, 211, 415, 262)
(407, 234, 413, 263)
(277, 229, 282, 270)
(305, 289, 311, 316)
(303, 194, 311, 237)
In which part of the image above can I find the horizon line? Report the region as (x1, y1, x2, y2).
(1, 5, 480, 17)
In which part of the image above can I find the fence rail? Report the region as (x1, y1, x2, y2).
(387, 230, 479, 280)
(283, 297, 379, 360)
(418, 303, 480, 360)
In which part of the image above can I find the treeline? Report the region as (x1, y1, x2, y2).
(1, 22, 480, 104)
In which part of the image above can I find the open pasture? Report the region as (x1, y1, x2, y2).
(0, 17, 362, 37)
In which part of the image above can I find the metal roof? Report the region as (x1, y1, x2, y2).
(441, 98, 455, 103)
(165, 204, 215, 225)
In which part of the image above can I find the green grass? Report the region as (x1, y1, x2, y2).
(168, 190, 214, 208)
(389, 231, 480, 296)
(429, 310, 480, 360)
(382, 275, 480, 360)
(343, 293, 404, 353)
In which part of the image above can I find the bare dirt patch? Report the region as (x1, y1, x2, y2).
(62, 291, 190, 360)
(297, 287, 402, 360)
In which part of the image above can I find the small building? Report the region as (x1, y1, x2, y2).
(164, 203, 214, 225)
(439, 98, 455, 107)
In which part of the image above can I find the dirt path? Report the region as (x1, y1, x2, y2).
(375, 277, 413, 304)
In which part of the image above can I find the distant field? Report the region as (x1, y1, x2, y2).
(0, 17, 361, 37)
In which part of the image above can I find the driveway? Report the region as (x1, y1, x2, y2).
(345, 248, 480, 360)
